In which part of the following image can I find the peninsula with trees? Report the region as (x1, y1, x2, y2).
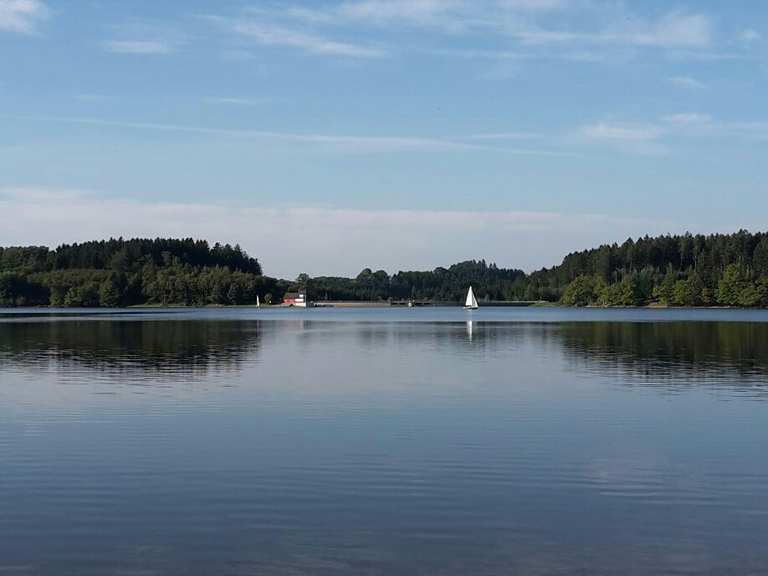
(2, 231, 768, 308)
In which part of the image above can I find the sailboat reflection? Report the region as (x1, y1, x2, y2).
(466, 320, 474, 341)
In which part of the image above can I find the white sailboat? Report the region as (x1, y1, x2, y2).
(256, 295, 261, 308)
(464, 286, 479, 310)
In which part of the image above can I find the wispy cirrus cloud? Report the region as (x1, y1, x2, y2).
(276, 2, 711, 50)
(11, 111, 768, 159)
(500, 0, 565, 10)
(336, 0, 468, 28)
(629, 11, 711, 47)
(104, 39, 175, 55)
(662, 113, 712, 126)
(272, 0, 481, 33)
(469, 131, 542, 140)
(0, 0, 48, 34)
(740, 28, 761, 43)
(658, 114, 768, 140)
(103, 20, 185, 55)
(232, 21, 387, 58)
(203, 96, 268, 107)
(668, 75, 707, 90)
(581, 122, 663, 142)
(717, 121, 768, 141)
(509, 11, 712, 48)
(285, 0, 566, 29)
(577, 121, 669, 156)
(1, 113, 580, 156)
(0, 114, 489, 153)
(215, 2, 717, 66)
(578, 113, 768, 153)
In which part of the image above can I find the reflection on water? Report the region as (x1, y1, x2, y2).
(2, 309, 768, 575)
(0, 320, 261, 379)
(556, 321, 768, 386)
(3, 316, 768, 386)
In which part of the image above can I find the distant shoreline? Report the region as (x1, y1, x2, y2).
(0, 302, 757, 311)
(3, 232, 768, 309)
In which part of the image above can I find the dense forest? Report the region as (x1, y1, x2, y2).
(524, 230, 768, 307)
(0, 238, 284, 307)
(2, 231, 768, 307)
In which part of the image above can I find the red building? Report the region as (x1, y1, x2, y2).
(283, 292, 307, 307)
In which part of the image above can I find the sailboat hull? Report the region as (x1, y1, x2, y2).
(464, 286, 479, 309)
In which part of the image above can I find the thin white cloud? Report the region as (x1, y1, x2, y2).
(668, 75, 707, 90)
(0, 188, 677, 278)
(0, 0, 48, 34)
(273, 0, 478, 33)
(581, 122, 663, 142)
(499, 0, 565, 10)
(578, 115, 768, 150)
(665, 50, 752, 62)
(233, 22, 387, 58)
(208, 3, 716, 64)
(662, 113, 712, 126)
(469, 132, 542, 140)
(284, 0, 565, 30)
(284, 134, 478, 152)
(337, 0, 466, 26)
(719, 121, 768, 141)
(577, 115, 768, 150)
(740, 28, 761, 43)
(630, 11, 711, 48)
(2, 113, 572, 155)
(427, 46, 606, 63)
(511, 11, 712, 48)
(203, 96, 267, 107)
(0, 114, 480, 153)
(104, 39, 175, 55)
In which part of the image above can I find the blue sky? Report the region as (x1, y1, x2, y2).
(1, 0, 766, 277)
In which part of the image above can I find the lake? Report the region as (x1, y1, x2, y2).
(2, 307, 768, 575)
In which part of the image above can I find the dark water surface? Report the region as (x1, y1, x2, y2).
(2, 307, 768, 575)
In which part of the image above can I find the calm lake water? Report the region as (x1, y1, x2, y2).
(2, 307, 768, 575)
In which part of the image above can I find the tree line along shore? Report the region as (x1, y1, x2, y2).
(1, 231, 768, 308)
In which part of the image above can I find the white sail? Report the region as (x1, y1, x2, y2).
(256, 295, 261, 308)
(465, 286, 479, 309)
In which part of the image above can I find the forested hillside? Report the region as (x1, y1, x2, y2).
(0, 238, 283, 307)
(3, 231, 768, 307)
(523, 230, 768, 307)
